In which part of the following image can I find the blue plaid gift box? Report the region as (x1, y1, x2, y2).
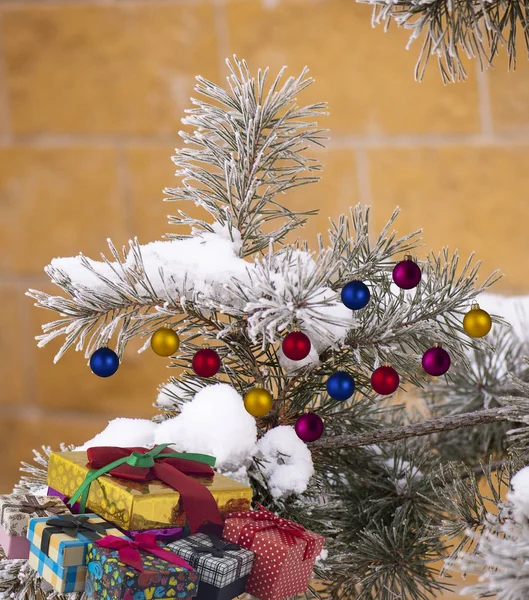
(27, 513, 127, 593)
(169, 532, 254, 600)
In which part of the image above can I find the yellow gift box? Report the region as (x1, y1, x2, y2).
(47, 451, 253, 532)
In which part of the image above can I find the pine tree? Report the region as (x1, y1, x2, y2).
(4, 57, 528, 600)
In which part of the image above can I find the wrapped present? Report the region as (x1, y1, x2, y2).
(168, 532, 254, 600)
(0, 494, 71, 559)
(27, 513, 128, 593)
(84, 533, 198, 600)
(47, 486, 81, 514)
(129, 526, 183, 543)
(48, 484, 184, 542)
(47, 445, 252, 532)
(222, 504, 325, 600)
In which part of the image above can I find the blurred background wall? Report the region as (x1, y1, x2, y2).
(0, 2, 528, 594)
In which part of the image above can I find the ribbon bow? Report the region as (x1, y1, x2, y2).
(69, 444, 223, 533)
(226, 503, 316, 561)
(5, 496, 67, 518)
(190, 535, 240, 559)
(42, 515, 115, 556)
(18, 501, 65, 516)
(96, 534, 194, 573)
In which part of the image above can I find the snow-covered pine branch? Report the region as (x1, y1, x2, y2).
(27, 202, 498, 406)
(446, 462, 529, 600)
(165, 57, 327, 256)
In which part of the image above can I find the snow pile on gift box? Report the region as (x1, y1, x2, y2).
(79, 383, 315, 499)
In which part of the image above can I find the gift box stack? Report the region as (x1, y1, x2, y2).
(0, 443, 324, 600)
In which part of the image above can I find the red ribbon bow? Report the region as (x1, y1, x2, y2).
(87, 446, 223, 533)
(96, 534, 194, 573)
(226, 503, 316, 561)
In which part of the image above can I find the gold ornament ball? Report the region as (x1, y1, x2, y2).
(151, 328, 180, 357)
(463, 306, 492, 338)
(244, 387, 273, 417)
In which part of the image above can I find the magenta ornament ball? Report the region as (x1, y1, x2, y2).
(422, 346, 451, 376)
(392, 259, 422, 290)
(295, 412, 324, 442)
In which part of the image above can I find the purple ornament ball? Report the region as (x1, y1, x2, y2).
(392, 258, 422, 290)
(295, 412, 324, 442)
(422, 346, 451, 376)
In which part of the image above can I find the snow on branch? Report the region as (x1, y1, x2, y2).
(447, 464, 529, 600)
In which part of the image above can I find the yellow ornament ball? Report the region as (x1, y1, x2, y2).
(151, 327, 180, 357)
(244, 387, 273, 417)
(463, 304, 492, 338)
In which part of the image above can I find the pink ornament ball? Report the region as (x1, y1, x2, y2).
(392, 258, 422, 290)
(295, 412, 324, 442)
(422, 346, 451, 376)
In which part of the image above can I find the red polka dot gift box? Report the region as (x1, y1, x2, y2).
(221, 504, 325, 600)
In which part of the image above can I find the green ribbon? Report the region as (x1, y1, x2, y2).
(68, 444, 216, 514)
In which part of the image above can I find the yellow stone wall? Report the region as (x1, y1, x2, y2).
(0, 1, 527, 595)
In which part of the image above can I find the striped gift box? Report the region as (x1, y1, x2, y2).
(28, 543, 87, 593)
(27, 513, 128, 593)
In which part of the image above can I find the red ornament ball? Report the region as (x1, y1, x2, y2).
(392, 258, 422, 290)
(422, 346, 451, 376)
(282, 331, 311, 361)
(371, 365, 400, 395)
(192, 348, 221, 378)
(295, 412, 324, 442)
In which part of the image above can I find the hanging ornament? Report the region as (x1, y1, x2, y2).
(463, 303, 492, 338)
(90, 347, 119, 378)
(244, 387, 273, 417)
(371, 365, 400, 395)
(392, 255, 422, 290)
(282, 331, 311, 361)
(422, 345, 451, 376)
(295, 413, 324, 442)
(326, 371, 355, 401)
(192, 347, 221, 378)
(150, 327, 180, 357)
(341, 280, 370, 310)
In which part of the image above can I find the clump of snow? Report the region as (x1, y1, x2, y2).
(508, 467, 529, 522)
(315, 547, 328, 565)
(125, 224, 249, 303)
(154, 383, 257, 471)
(76, 383, 318, 501)
(77, 418, 158, 450)
(48, 256, 119, 296)
(255, 426, 314, 499)
(156, 380, 198, 408)
(48, 224, 250, 307)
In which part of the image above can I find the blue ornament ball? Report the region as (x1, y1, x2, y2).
(326, 370, 355, 401)
(90, 347, 120, 378)
(341, 281, 370, 310)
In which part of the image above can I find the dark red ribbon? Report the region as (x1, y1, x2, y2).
(96, 533, 194, 573)
(87, 446, 223, 533)
(225, 503, 316, 561)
